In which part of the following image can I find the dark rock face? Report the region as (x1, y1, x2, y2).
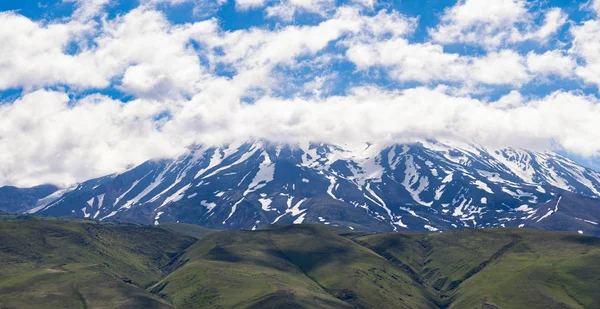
(0, 184, 58, 213)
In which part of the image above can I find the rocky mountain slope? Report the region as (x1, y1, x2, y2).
(10, 140, 600, 235)
(0, 184, 58, 214)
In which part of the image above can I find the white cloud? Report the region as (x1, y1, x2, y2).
(265, 0, 336, 20)
(0, 8, 218, 97)
(0, 2, 599, 187)
(64, 0, 111, 20)
(571, 19, 600, 89)
(197, 7, 363, 99)
(234, 0, 343, 20)
(490, 90, 524, 109)
(0, 90, 183, 187)
(201, 7, 415, 98)
(429, 0, 527, 47)
(265, 2, 297, 20)
(356, 9, 417, 39)
(4, 85, 600, 187)
(97, 9, 218, 98)
(350, 0, 377, 9)
(347, 31, 577, 87)
(429, 0, 566, 49)
(469, 50, 529, 85)
(141, 0, 227, 17)
(584, 0, 600, 15)
(0, 12, 99, 91)
(526, 50, 576, 78)
(236, 0, 267, 10)
(347, 40, 532, 86)
(532, 8, 568, 42)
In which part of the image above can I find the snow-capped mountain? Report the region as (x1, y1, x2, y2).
(22, 140, 600, 235)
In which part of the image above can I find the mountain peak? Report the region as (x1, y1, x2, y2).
(13, 140, 599, 236)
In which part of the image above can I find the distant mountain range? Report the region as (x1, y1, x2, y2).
(0, 184, 58, 214)
(2, 140, 600, 235)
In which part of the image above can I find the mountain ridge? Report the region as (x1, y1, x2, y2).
(0, 184, 59, 214)
(4, 139, 600, 235)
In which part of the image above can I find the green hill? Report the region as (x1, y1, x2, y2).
(158, 222, 217, 240)
(351, 228, 600, 308)
(1, 219, 599, 309)
(0, 218, 196, 309)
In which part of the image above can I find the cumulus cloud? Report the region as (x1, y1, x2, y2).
(236, 0, 267, 10)
(235, 0, 349, 20)
(350, 0, 377, 9)
(164, 86, 600, 156)
(347, 41, 529, 85)
(0, 0, 599, 186)
(0, 8, 217, 96)
(584, 0, 600, 15)
(0, 90, 183, 187)
(140, 0, 227, 17)
(526, 50, 576, 78)
(0, 12, 97, 90)
(346, 40, 577, 86)
(570, 18, 600, 89)
(64, 0, 111, 20)
(265, 0, 337, 20)
(429, 0, 566, 49)
(4, 86, 600, 187)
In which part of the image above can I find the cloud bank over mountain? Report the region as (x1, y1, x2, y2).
(1, 0, 600, 187)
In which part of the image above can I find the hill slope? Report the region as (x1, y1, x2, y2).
(156, 225, 600, 309)
(0, 216, 196, 309)
(352, 229, 600, 308)
(1, 217, 599, 309)
(158, 222, 217, 240)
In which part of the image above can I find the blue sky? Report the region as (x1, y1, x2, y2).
(1, 0, 600, 186)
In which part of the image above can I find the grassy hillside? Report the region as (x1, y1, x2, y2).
(159, 222, 217, 240)
(0, 218, 196, 309)
(353, 228, 600, 309)
(0, 218, 599, 309)
(153, 225, 436, 309)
